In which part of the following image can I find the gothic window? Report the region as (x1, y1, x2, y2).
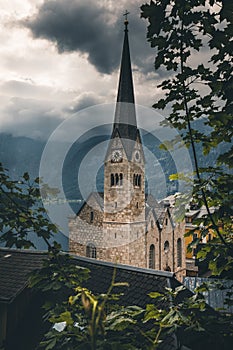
(177, 238, 182, 267)
(136, 202, 139, 209)
(90, 211, 94, 223)
(138, 174, 141, 187)
(115, 173, 119, 186)
(133, 174, 141, 187)
(111, 174, 114, 187)
(111, 173, 123, 187)
(164, 240, 169, 253)
(86, 243, 96, 259)
(119, 173, 123, 186)
(149, 244, 155, 269)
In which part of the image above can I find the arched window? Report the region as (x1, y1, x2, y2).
(133, 174, 136, 186)
(138, 175, 141, 187)
(90, 211, 94, 223)
(86, 243, 96, 259)
(133, 174, 141, 187)
(111, 174, 114, 187)
(119, 173, 123, 186)
(177, 238, 182, 267)
(164, 240, 169, 253)
(149, 244, 155, 269)
(115, 173, 119, 186)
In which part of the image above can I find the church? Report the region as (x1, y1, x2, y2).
(69, 17, 186, 281)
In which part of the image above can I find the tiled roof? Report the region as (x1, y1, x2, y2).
(0, 248, 47, 303)
(145, 194, 166, 227)
(0, 247, 190, 307)
(0, 247, 188, 349)
(72, 255, 184, 308)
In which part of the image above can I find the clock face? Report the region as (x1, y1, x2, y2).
(134, 150, 141, 162)
(111, 150, 122, 163)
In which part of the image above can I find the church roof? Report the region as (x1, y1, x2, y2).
(110, 19, 139, 159)
(116, 21, 135, 105)
(76, 192, 104, 216)
(145, 193, 166, 227)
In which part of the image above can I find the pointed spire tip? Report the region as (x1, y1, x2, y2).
(123, 10, 130, 30)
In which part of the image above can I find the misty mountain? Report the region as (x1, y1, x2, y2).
(0, 120, 229, 250)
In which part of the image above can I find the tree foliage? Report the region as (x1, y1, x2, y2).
(141, 0, 233, 276)
(0, 163, 58, 249)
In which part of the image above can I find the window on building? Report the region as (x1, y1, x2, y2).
(177, 238, 182, 267)
(90, 211, 94, 223)
(138, 174, 141, 187)
(165, 218, 168, 225)
(111, 173, 123, 187)
(193, 233, 198, 242)
(119, 173, 123, 186)
(185, 216, 192, 223)
(151, 220, 154, 228)
(111, 174, 114, 187)
(86, 243, 96, 259)
(136, 202, 139, 209)
(115, 173, 119, 186)
(164, 240, 169, 253)
(115, 202, 117, 208)
(149, 244, 155, 269)
(134, 174, 141, 187)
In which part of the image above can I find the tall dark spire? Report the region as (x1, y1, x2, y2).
(116, 14, 135, 104)
(112, 14, 138, 150)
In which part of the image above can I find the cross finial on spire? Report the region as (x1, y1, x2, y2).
(123, 10, 130, 29)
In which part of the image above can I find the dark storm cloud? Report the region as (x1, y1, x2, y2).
(24, 0, 122, 74)
(23, 0, 156, 76)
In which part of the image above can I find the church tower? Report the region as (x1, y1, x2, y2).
(103, 16, 146, 266)
(69, 15, 186, 280)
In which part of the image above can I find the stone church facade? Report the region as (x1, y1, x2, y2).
(69, 19, 186, 281)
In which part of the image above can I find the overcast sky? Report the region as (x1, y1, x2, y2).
(0, 0, 166, 140)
